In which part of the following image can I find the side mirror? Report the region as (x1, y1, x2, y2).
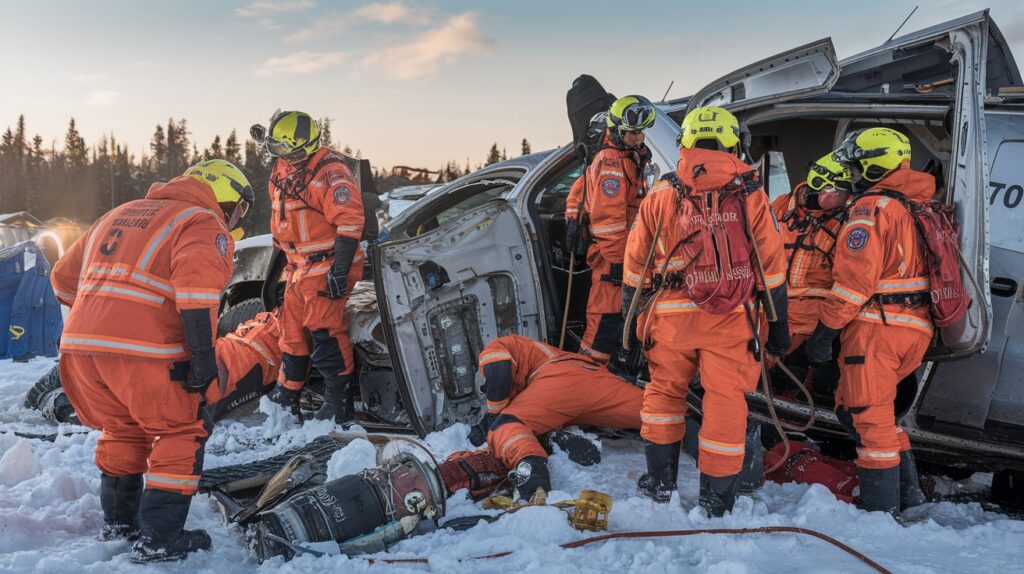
(249, 124, 267, 143)
(644, 162, 661, 190)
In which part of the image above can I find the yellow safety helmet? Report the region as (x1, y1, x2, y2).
(806, 153, 853, 193)
(607, 95, 656, 131)
(831, 127, 911, 183)
(185, 159, 254, 235)
(265, 110, 322, 162)
(678, 106, 741, 152)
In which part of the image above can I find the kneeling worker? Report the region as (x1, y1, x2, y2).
(52, 159, 253, 562)
(477, 335, 643, 502)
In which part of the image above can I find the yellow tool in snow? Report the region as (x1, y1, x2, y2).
(482, 489, 613, 532)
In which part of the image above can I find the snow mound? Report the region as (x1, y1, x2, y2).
(326, 438, 377, 480)
(0, 440, 41, 486)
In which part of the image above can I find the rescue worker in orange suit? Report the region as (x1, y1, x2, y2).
(255, 111, 365, 423)
(805, 127, 930, 514)
(476, 335, 643, 501)
(51, 160, 254, 562)
(564, 96, 656, 362)
(623, 107, 789, 516)
(770, 155, 852, 395)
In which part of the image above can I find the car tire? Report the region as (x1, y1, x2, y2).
(218, 298, 264, 337)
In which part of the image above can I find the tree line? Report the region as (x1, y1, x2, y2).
(0, 115, 534, 236)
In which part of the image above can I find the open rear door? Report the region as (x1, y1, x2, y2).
(371, 201, 543, 436)
(685, 38, 839, 115)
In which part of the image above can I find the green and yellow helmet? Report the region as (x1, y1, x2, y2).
(607, 95, 657, 132)
(265, 110, 322, 162)
(185, 159, 254, 235)
(678, 106, 741, 152)
(831, 127, 911, 183)
(806, 153, 853, 193)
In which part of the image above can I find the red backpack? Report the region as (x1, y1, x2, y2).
(662, 170, 760, 314)
(857, 191, 970, 328)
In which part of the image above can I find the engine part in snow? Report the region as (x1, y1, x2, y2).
(548, 430, 602, 466)
(254, 452, 445, 561)
(437, 449, 509, 500)
(234, 453, 326, 524)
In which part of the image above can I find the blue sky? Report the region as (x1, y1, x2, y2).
(1, 0, 1022, 169)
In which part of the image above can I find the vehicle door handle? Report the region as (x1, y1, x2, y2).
(991, 276, 1018, 298)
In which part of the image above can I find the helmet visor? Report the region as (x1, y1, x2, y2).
(807, 163, 852, 193)
(621, 103, 655, 130)
(265, 138, 308, 161)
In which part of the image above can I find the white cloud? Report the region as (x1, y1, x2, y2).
(360, 12, 491, 80)
(283, 2, 430, 44)
(84, 90, 120, 106)
(255, 51, 348, 76)
(68, 73, 106, 83)
(236, 1, 314, 18)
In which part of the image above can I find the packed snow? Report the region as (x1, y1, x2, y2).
(2, 357, 1023, 573)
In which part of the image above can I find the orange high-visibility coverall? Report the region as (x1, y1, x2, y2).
(771, 186, 842, 350)
(623, 148, 786, 478)
(269, 147, 364, 390)
(52, 176, 233, 495)
(207, 311, 281, 411)
(564, 139, 645, 362)
(480, 335, 642, 468)
(820, 165, 934, 470)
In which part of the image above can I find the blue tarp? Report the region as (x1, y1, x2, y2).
(0, 241, 62, 360)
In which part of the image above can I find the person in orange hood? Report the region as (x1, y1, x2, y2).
(254, 111, 365, 423)
(805, 127, 931, 514)
(623, 107, 789, 516)
(476, 335, 643, 501)
(51, 160, 253, 562)
(564, 96, 656, 362)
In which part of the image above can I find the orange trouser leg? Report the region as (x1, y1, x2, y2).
(579, 251, 623, 363)
(61, 354, 209, 493)
(640, 325, 698, 445)
(61, 355, 152, 477)
(278, 269, 312, 390)
(204, 337, 275, 418)
(488, 362, 644, 468)
(836, 321, 930, 469)
(696, 341, 761, 477)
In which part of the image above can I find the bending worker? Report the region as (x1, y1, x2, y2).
(257, 111, 365, 423)
(564, 95, 656, 362)
(477, 334, 643, 502)
(805, 127, 931, 514)
(623, 106, 789, 516)
(51, 160, 253, 562)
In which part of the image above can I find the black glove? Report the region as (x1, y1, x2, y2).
(607, 263, 623, 286)
(180, 309, 217, 394)
(267, 384, 302, 409)
(622, 285, 637, 319)
(468, 413, 494, 447)
(565, 218, 580, 256)
(764, 285, 791, 357)
(805, 321, 841, 364)
(320, 236, 359, 300)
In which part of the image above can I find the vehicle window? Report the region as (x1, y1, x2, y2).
(988, 140, 1024, 253)
(533, 161, 584, 218)
(395, 175, 521, 239)
(765, 151, 791, 201)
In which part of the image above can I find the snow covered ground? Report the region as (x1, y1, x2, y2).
(2, 356, 1023, 574)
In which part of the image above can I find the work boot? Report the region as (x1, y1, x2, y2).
(98, 473, 143, 541)
(549, 430, 601, 466)
(266, 384, 302, 411)
(738, 422, 764, 496)
(509, 456, 551, 502)
(313, 375, 356, 423)
(857, 466, 900, 514)
(638, 441, 680, 503)
(699, 473, 740, 517)
(898, 451, 927, 510)
(130, 489, 211, 563)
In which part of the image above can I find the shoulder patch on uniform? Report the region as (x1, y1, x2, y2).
(852, 206, 872, 217)
(333, 185, 351, 205)
(601, 178, 620, 197)
(216, 233, 229, 257)
(846, 228, 869, 252)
